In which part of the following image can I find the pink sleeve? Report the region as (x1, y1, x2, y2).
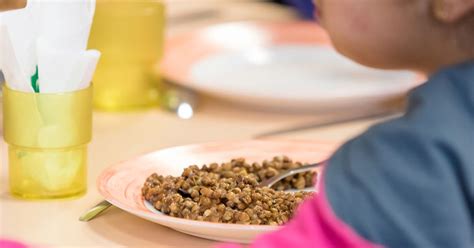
(0, 240, 28, 248)
(218, 174, 382, 248)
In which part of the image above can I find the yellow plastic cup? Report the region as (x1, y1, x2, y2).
(3, 85, 92, 199)
(88, 0, 165, 111)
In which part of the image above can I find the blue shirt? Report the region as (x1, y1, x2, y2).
(326, 61, 474, 247)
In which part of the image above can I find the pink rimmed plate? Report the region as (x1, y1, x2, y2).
(160, 21, 423, 112)
(97, 140, 339, 243)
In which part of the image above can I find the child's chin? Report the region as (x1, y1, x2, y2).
(338, 50, 400, 70)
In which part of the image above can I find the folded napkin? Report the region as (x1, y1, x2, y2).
(0, 0, 100, 93)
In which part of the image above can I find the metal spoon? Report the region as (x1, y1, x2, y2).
(259, 161, 324, 188)
(79, 200, 113, 222)
(177, 161, 324, 198)
(79, 161, 324, 222)
(161, 83, 199, 120)
(160, 81, 198, 120)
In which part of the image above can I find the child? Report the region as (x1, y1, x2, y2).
(223, 0, 474, 247)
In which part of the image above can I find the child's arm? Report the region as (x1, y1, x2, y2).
(221, 116, 472, 247)
(323, 120, 472, 247)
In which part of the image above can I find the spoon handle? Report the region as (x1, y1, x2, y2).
(79, 200, 113, 222)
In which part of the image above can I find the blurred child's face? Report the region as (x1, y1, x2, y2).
(314, 0, 438, 71)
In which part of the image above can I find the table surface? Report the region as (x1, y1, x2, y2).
(0, 1, 386, 247)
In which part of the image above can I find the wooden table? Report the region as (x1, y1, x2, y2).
(0, 1, 383, 247)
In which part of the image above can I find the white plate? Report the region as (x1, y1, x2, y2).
(160, 22, 423, 112)
(97, 140, 338, 243)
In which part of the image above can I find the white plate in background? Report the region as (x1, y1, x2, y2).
(160, 21, 423, 112)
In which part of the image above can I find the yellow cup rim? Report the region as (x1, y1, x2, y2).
(2, 84, 92, 96)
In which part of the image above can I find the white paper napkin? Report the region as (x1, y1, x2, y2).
(0, 3, 38, 92)
(0, 0, 100, 93)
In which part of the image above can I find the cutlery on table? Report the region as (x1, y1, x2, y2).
(254, 108, 402, 138)
(161, 80, 198, 120)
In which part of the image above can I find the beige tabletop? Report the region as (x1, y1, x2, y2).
(0, 1, 386, 247)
